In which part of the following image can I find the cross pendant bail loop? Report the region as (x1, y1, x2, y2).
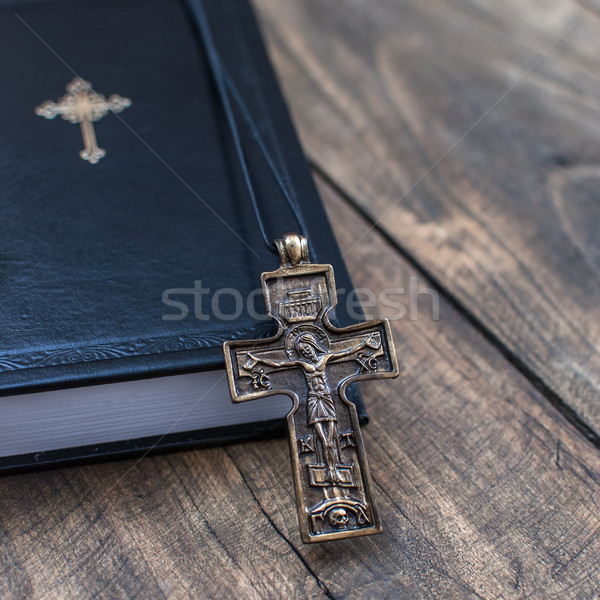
(274, 232, 310, 268)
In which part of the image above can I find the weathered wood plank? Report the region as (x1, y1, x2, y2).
(226, 176, 600, 599)
(0, 448, 325, 599)
(253, 0, 600, 433)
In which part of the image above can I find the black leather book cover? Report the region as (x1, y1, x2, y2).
(0, 0, 366, 472)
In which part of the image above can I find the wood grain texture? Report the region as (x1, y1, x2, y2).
(0, 448, 325, 599)
(1, 178, 599, 599)
(252, 0, 600, 434)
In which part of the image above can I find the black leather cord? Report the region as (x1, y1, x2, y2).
(187, 0, 309, 255)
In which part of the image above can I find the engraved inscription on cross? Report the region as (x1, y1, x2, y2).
(224, 234, 399, 542)
(35, 78, 131, 164)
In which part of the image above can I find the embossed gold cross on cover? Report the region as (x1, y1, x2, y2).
(224, 234, 399, 542)
(35, 78, 131, 164)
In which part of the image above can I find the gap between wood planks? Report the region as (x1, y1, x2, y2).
(309, 162, 600, 452)
(224, 446, 336, 599)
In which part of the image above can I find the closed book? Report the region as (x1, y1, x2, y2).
(0, 0, 366, 473)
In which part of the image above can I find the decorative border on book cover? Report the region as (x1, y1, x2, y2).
(0, 324, 274, 373)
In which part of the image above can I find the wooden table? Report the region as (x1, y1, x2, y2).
(2, 1, 600, 597)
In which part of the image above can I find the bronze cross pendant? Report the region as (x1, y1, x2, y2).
(224, 233, 398, 542)
(35, 78, 131, 164)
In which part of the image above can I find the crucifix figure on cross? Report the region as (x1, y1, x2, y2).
(35, 78, 131, 164)
(224, 233, 399, 542)
(243, 331, 380, 486)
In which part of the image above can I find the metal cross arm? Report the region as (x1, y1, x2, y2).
(224, 233, 399, 542)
